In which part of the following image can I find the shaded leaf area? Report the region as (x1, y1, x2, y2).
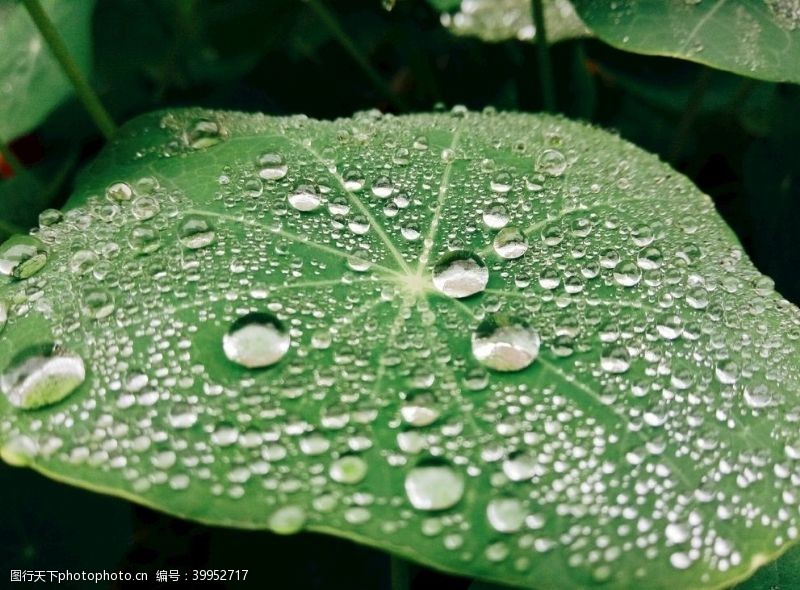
(429, 0, 589, 43)
(0, 0, 96, 141)
(572, 0, 800, 83)
(0, 463, 132, 589)
(1, 109, 800, 589)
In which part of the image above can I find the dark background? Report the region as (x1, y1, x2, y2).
(2, 1, 798, 588)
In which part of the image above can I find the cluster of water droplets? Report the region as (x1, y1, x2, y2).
(1, 108, 799, 589)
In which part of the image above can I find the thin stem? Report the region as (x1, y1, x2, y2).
(668, 68, 710, 164)
(22, 0, 116, 139)
(390, 555, 411, 590)
(531, 0, 555, 112)
(305, 0, 407, 111)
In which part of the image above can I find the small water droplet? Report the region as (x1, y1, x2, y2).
(330, 454, 368, 484)
(0, 236, 48, 279)
(535, 149, 567, 177)
(268, 505, 307, 534)
(493, 227, 528, 259)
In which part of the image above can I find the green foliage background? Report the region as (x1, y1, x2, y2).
(1, 1, 800, 589)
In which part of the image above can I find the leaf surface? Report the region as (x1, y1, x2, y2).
(572, 0, 800, 84)
(1, 109, 799, 589)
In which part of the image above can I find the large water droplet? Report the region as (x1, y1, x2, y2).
(487, 497, 526, 533)
(432, 251, 488, 298)
(257, 152, 288, 180)
(535, 149, 567, 176)
(185, 118, 224, 149)
(223, 312, 290, 368)
(330, 454, 368, 484)
(0, 236, 48, 279)
(268, 505, 307, 534)
(288, 184, 322, 212)
(493, 227, 528, 259)
(1, 344, 85, 409)
(472, 315, 540, 372)
(404, 458, 464, 511)
(178, 216, 216, 249)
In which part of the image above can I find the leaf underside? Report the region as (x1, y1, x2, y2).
(1, 109, 800, 590)
(572, 0, 800, 84)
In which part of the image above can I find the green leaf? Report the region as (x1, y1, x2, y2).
(732, 543, 800, 590)
(1, 108, 800, 589)
(572, 0, 800, 84)
(432, 0, 589, 43)
(0, 0, 96, 140)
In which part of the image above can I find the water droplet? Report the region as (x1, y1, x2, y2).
(400, 391, 440, 426)
(0, 300, 7, 334)
(600, 345, 630, 374)
(178, 216, 216, 249)
(536, 149, 567, 176)
(106, 181, 133, 202)
(288, 184, 322, 212)
(405, 458, 464, 511)
(257, 152, 288, 180)
(82, 288, 115, 320)
(268, 505, 307, 534)
(38, 209, 63, 226)
(371, 176, 394, 198)
(1, 344, 85, 409)
(487, 497, 526, 533)
(223, 312, 291, 368)
(330, 454, 368, 484)
(0, 236, 48, 279)
(432, 251, 488, 298)
(185, 118, 224, 149)
(483, 202, 509, 229)
(472, 315, 540, 372)
(493, 227, 528, 259)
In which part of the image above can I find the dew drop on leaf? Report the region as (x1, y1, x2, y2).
(472, 315, 540, 372)
(432, 251, 489, 298)
(404, 458, 464, 511)
(222, 312, 291, 368)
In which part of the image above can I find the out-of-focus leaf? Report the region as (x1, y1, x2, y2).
(433, 0, 589, 43)
(572, 0, 800, 84)
(0, 0, 96, 140)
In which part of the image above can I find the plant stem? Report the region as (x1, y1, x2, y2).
(668, 68, 710, 164)
(305, 0, 407, 111)
(531, 0, 555, 112)
(22, 0, 116, 139)
(0, 140, 26, 178)
(390, 555, 411, 590)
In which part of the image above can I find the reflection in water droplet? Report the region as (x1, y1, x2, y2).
(223, 312, 291, 368)
(330, 454, 368, 484)
(257, 152, 288, 180)
(0, 236, 48, 279)
(400, 391, 440, 426)
(432, 251, 488, 298)
(600, 345, 631, 374)
(0, 300, 7, 334)
(178, 216, 216, 249)
(268, 505, 307, 534)
(185, 118, 224, 149)
(405, 458, 464, 511)
(288, 184, 322, 212)
(106, 182, 133, 202)
(1, 344, 85, 409)
(487, 497, 526, 533)
(483, 202, 509, 229)
(472, 315, 540, 372)
(536, 149, 567, 176)
(82, 288, 115, 319)
(493, 227, 528, 259)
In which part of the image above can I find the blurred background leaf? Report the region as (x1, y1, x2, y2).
(0, 0, 95, 141)
(572, 0, 800, 83)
